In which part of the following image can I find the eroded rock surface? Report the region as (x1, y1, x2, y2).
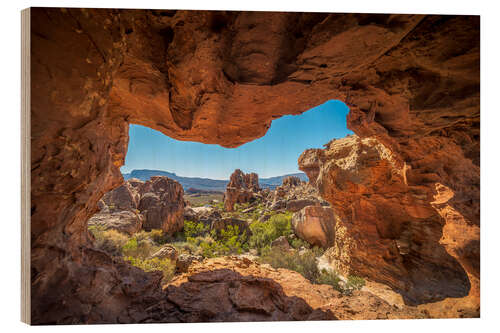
(88, 210, 143, 235)
(138, 176, 185, 233)
(167, 257, 429, 321)
(292, 206, 336, 248)
(299, 135, 479, 312)
(224, 169, 261, 211)
(88, 176, 185, 235)
(30, 8, 479, 323)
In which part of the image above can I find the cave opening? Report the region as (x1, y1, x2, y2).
(87, 99, 353, 286)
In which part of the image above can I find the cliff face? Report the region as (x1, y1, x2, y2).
(298, 136, 479, 313)
(30, 8, 479, 323)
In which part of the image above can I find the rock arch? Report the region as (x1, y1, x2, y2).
(29, 8, 479, 323)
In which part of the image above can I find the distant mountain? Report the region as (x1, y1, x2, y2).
(123, 169, 228, 191)
(259, 173, 309, 188)
(122, 169, 308, 191)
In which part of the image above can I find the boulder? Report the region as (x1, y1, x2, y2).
(184, 206, 221, 226)
(175, 254, 203, 273)
(269, 200, 286, 211)
(292, 206, 336, 248)
(88, 210, 143, 235)
(149, 245, 178, 261)
(137, 176, 185, 234)
(286, 198, 320, 212)
(102, 182, 139, 211)
(299, 135, 479, 306)
(271, 236, 290, 250)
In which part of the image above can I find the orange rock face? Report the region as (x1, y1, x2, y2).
(166, 257, 429, 320)
(299, 135, 479, 314)
(29, 8, 479, 323)
(292, 206, 336, 248)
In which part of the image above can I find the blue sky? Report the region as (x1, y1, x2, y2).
(121, 100, 352, 179)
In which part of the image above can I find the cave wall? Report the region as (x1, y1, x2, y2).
(29, 8, 479, 323)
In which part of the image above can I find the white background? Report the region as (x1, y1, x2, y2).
(1, 0, 497, 332)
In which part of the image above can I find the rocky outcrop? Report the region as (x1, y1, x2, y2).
(88, 210, 143, 235)
(175, 254, 203, 273)
(29, 8, 478, 323)
(268, 175, 326, 212)
(89, 176, 185, 235)
(282, 176, 302, 187)
(102, 182, 140, 211)
(271, 236, 290, 250)
(166, 257, 429, 320)
(184, 206, 222, 226)
(292, 206, 336, 248)
(138, 176, 185, 233)
(224, 169, 261, 211)
(299, 135, 479, 312)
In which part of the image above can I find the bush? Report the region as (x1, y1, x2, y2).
(259, 248, 319, 282)
(122, 238, 158, 259)
(249, 213, 292, 253)
(89, 225, 130, 257)
(125, 256, 175, 284)
(184, 220, 210, 238)
(149, 229, 169, 244)
(289, 237, 309, 250)
(184, 225, 249, 258)
(317, 269, 342, 291)
(347, 275, 366, 290)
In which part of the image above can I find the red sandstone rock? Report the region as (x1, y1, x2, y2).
(223, 169, 261, 211)
(292, 206, 336, 248)
(88, 210, 143, 235)
(29, 8, 479, 323)
(138, 176, 185, 234)
(299, 135, 479, 313)
(102, 182, 140, 211)
(166, 257, 428, 321)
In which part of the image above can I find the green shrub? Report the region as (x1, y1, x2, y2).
(184, 220, 210, 238)
(149, 229, 169, 244)
(347, 275, 366, 290)
(259, 248, 355, 293)
(249, 213, 292, 253)
(186, 225, 249, 258)
(125, 256, 175, 284)
(317, 269, 342, 291)
(289, 237, 310, 250)
(259, 247, 319, 282)
(122, 238, 157, 259)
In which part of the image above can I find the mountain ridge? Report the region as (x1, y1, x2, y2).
(122, 169, 308, 191)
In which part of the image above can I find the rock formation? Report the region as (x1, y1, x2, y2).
(292, 206, 337, 248)
(88, 176, 185, 235)
(184, 206, 222, 226)
(299, 135, 479, 313)
(224, 169, 261, 211)
(88, 210, 143, 235)
(138, 176, 185, 233)
(166, 257, 429, 320)
(29, 8, 479, 323)
(268, 174, 326, 212)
